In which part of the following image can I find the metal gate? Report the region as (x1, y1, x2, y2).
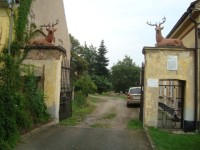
(158, 79, 185, 129)
(59, 59, 72, 121)
(139, 63, 145, 121)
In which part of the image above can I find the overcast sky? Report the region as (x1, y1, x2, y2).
(63, 0, 192, 68)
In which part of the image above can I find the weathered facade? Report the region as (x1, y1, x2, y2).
(0, 1, 12, 51)
(167, 0, 200, 131)
(23, 47, 66, 121)
(142, 0, 200, 132)
(29, 0, 71, 64)
(143, 47, 195, 131)
(0, 0, 71, 122)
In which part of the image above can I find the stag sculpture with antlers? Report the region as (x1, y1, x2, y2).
(147, 17, 184, 47)
(28, 19, 59, 45)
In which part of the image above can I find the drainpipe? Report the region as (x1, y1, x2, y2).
(8, 2, 14, 55)
(188, 7, 200, 133)
(7, 0, 19, 55)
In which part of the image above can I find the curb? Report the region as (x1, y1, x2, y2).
(21, 120, 57, 139)
(144, 127, 156, 150)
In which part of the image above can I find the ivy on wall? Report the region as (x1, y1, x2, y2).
(0, 0, 50, 149)
(15, 0, 32, 43)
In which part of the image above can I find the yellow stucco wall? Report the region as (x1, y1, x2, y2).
(30, 0, 71, 69)
(0, 1, 71, 122)
(182, 29, 195, 48)
(0, 8, 10, 52)
(0, 0, 71, 58)
(23, 48, 65, 122)
(143, 47, 195, 127)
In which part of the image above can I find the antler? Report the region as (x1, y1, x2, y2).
(40, 19, 59, 28)
(52, 19, 59, 27)
(40, 23, 51, 28)
(159, 16, 166, 26)
(146, 21, 157, 26)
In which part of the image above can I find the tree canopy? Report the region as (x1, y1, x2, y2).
(69, 35, 141, 94)
(111, 55, 141, 93)
(69, 34, 88, 81)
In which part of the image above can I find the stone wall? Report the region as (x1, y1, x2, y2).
(143, 47, 195, 131)
(23, 46, 66, 123)
(0, 8, 10, 52)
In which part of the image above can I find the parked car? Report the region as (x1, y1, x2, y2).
(126, 87, 141, 107)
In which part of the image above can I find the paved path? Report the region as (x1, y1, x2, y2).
(15, 125, 152, 150)
(15, 96, 152, 150)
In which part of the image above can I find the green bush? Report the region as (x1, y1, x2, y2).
(74, 75, 97, 96)
(91, 75, 112, 94)
(0, 56, 22, 150)
(0, 0, 51, 148)
(74, 91, 87, 107)
(23, 71, 49, 124)
(0, 61, 50, 149)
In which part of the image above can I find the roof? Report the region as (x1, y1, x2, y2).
(166, 0, 199, 38)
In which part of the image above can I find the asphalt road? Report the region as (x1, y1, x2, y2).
(15, 96, 152, 150)
(15, 125, 152, 150)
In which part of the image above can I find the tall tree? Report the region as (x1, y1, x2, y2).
(82, 44, 97, 76)
(95, 40, 109, 77)
(69, 34, 88, 82)
(111, 55, 141, 93)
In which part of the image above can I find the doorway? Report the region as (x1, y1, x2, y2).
(158, 79, 185, 129)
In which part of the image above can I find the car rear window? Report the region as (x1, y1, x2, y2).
(129, 88, 141, 94)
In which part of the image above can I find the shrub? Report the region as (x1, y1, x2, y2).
(0, 62, 50, 149)
(91, 75, 112, 94)
(0, 0, 51, 149)
(23, 71, 49, 124)
(74, 91, 87, 107)
(74, 75, 97, 96)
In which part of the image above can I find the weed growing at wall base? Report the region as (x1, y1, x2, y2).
(59, 94, 96, 126)
(127, 119, 143, 130)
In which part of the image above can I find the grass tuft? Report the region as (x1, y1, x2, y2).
(59, 103, 95, 126)
(102, 112, 116, 119)
(59, 95, 98, 126)
(127, 119, 143, 130)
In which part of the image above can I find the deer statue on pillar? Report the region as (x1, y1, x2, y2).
(28, 19, 59, 45)
(147, 17, 184, 47)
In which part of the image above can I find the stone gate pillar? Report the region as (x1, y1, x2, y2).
(23, 46, 66, 123)
(143, 47, 195, 131)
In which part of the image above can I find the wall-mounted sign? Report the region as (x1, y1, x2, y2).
(147, 79, 158, 87)
(167, 56, 178, 71)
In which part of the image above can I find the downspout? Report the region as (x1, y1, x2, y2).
(8, 3, 14, 55)
(188, 8, 199, 133)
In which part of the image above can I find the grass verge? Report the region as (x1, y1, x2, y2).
(59, 103, 94, 126)
(59, 96, 98, 126)
(148, 127, 200, 150)
(127, 119, 143, 130)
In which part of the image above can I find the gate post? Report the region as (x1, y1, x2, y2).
(23, 46, 67, 123)
(143, 47, 195, 131)
(143, 79, 159, 127)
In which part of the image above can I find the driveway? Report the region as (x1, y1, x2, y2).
(15, 95, 152, 150)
